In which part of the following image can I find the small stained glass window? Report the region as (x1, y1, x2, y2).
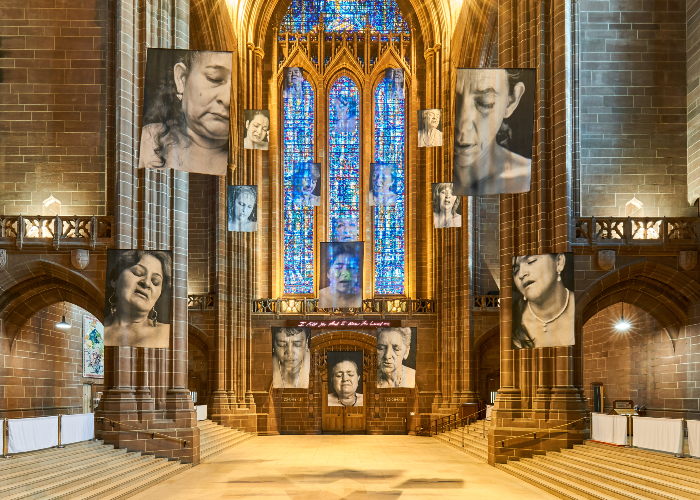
(281, 0, 409, 34)
(283, 78, 315, 294)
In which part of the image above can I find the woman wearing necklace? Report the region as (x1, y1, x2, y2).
(327, 357, 363, 407)
(272, 327, 311, 389)
(512, 252, 575, 349)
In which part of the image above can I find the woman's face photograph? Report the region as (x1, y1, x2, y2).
(113, 254, 164, 315)
(328, 253, 357, 294)
(175, 52, 232, 141)
(332, 361, 359, 398)
(234, 192, 255, 222)
(454, 70, 524, 169)
(425, 110, 440, 130)
(377, 330, 407, 376)
(246, 114, 269, 146)
(334, 96, 350, 120)
(296, 172, 317, 196)
(374, 167, 393, 194)
(334, 218, 358, 242)
(285, 68, 302, 90)
(513, 254, 564, 304)
(437, 185, 456, 213)
(274, 330, 307, 371)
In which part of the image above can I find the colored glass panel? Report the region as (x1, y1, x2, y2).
(283, 78, 315, 294)
(328, 77, 361, 245)
(374, 76, 405, 295)
(280, 0, 408, 34)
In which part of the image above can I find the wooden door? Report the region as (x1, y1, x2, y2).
(344, 401, 365, 433)
(322, 382, 344, 432)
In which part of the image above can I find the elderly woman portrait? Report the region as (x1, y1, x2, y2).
(228, 185, 258, 232)
(318, 242, 363, 309)
(272, 327, 311, 389)
(369, 163, 398, 207)
(282, 67, 303, 99)
(376, 327, 416, 388)
(104, 249, 172, 348)
(291, 162, 321, 207)
(244, 109, 270, 150)
(331, 94, 357, 135)
(453, 68, 535, 196)
(385, 68, 405, 100)
(327, 351, 363, 407)
(432, 183, 462, 228)
(512, 252, 575, 349)
(332, 217, 359, 242)
(418, 109, 443, 147)
(139, 49, 232, 177)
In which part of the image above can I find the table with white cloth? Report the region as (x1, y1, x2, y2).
(632, 416, 683, 455)
(592, 413, 628, 446)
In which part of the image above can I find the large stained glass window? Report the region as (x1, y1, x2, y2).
(283, 77, 315, 294)
(281, 0, 408, 34)
(374, 76, 405, 294)
(328, 77, 361, 244)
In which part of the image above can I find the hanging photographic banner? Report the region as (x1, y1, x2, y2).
(385, 68, 405, 99)
(271, 327, 311, 389)
(104, 249, 172, 348)
(327, 351, 364, 407)
(282, 67, 304, 99)
(418, 109, 443, 147)
(228, 185, 258, 232)
(82, 316, 104, 378)
(243, 109, 270, 150)
(139, 48, 232, 176)
(318, 242, 363, 308)
(432, 183, 462, 228)
(289, 162, 321, 207)
(369, 163, 400, 206)
(453, 68, 536, 196)
(376, 327, 416, 388)
(511, 252, 575, 349)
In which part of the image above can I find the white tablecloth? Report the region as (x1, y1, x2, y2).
(8, 416, 58, 454)
(688, 420, 700, 458)
(591, 413, 627, 445)
(196, 405, 208, 421)
(633, 416, 683, 454)
(61, 413, 94, 445)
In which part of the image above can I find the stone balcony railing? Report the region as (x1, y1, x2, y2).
(252, 297, 435, 317)
(0, 215, 113, 250)
(473, 295, 499, 310)
(572, 217, 700, 249)
(188, 293, 216, 310)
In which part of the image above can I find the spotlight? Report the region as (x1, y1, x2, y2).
(55, 315, 70, 329)
(615, 302, 630, 332)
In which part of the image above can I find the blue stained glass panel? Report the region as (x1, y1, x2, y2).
(374, 76, 405, 295)
(284, 78, 315, 294)
(328, 77, 361, 245)
(281, 0, 409, 34)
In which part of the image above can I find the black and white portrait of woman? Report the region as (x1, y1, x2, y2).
(228, 185, 258, 232)
(318, 242, 363, 309)
(369, 163, 399, 207)
(432, 183, 462, 228)
(512, 252, 575, 349)
(376, 327, 416, 388)
(139, 49, 232, 177)
(104, 249, 172, 348)
(243, 110, 270, 150)
(327, 351, 363, 407)
(282, 67, 303, 99)
(453, 68, 535, 196)
(418, 109, 443, 147)
(272, 327, 311, 389)
(385, 68, 405, 99)
(291, 162, 321, 207)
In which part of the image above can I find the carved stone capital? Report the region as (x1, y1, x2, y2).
(679, 251, 697, 271)
(597, 250, 615, 271)
(71, 249, 90, 270)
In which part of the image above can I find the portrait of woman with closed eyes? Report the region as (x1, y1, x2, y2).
(104, 249, 172, 348)
(139, 49, 232, 177)
(452, 68, 535, 197)
(244, 110, 270, 150)
(228, 185, 258, 232)
(511, 252, 575, 349)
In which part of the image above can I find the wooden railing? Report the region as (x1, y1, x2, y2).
(0, 215, 113, 250)
(252, 297, 436, 317)
(572, 217, 700, 247)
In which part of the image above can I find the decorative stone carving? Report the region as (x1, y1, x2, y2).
(0, 249, 6, 269)
(71, 249, 90, 270)
(597, 250, 616, 271)
(679, 251, 698, 271)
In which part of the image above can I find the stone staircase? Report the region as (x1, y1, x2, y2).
(498, 440, 700, 500)
(0, 439, 190, 500)
(197, 419, 254, 462)
(433, 419, 488, 462)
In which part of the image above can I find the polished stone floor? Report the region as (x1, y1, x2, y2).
(131, 435, 557, 500)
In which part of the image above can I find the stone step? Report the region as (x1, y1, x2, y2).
(199, 425, 244, 440)
(579, 442, 700, 473)
(201, 433, 254, 461)
(433, 433, 488, 462)
(438, 432, 488, 451)
(197, 420, 255, 462)
(0, 441, 110, 474)
(200, 431, 250, 454)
